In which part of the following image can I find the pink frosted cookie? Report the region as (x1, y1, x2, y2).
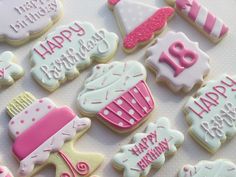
(184, 75, 236, 153)
(0, 166, 13, 177)
(77, 61, 155, 133)
(6, 92, 104, 177)
(108, 0, 174, 53)
(113, 117, 184, 177)
(0, 0, 63, 45)
(146, 31, 210, 92)
(165, 0, 229, 43)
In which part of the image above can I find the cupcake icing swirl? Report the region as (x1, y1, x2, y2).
(77, 61, 147, 114)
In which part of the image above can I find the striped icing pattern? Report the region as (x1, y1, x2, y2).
(176, 0, 228, 40)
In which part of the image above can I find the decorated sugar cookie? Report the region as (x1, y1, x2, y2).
(7, 92, 104, 177)
(146, 31, 210, 92)
(113, 117, 184, 177)
(31, 21, 119, 92)
(178, 159, 236, 177)
(0, 165, 13, 177)
(0, 51, 24, 87)
(165, 0, 229, 43)
(77, 61, 155, 133)
(108, 0, 174, 53)
(0, 0, 63, 45)
(184, 75, 236, 153)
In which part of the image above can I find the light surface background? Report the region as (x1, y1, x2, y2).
(0, 0, 236, 176)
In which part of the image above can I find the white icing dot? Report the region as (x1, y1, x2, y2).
(129, 109, 135, 115)
(131, 99, 136, 104)
(134, 88, 138, 93)
(130, 119, 135, 124)
(117, 111, 122, 116)
(117, 99, 123, 105)
(145, 96, 150, 102)
(118, 122, 124, 126)
(104, 110, 109, 115)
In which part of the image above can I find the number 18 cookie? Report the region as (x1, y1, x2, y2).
(165, 0, 229, 43)
(31, 21, 119, 92)
(113, 117, 184, 177)
(108, 0, 174, 53)
(0, 0, 63, 45)
(7, 92, 104, 177)
(146, 32, 210, 92)
(184, 75, 236, 153)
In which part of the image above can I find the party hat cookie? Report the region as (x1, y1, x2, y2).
(178, 159, 236, 177)
(113, 117, 184, 177)
(7, 92, 104, 177)
(77, 61, 155, 133)
(0, 51, 24, 87)
(108, 0, 174, 53)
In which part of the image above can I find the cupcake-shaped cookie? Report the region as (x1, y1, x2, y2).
(77, 61, 155, 133)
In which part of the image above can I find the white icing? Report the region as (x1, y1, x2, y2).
(0, 0, 62, 43)
(211, 18, 224, 38)
(77, 61, 147, 114)
(0, 51, 24, 86)
(0, 166, 13, 177)
(195, 6, 208, 27)
(18, 117, 91, 176)
(146, 31, 210, 92)
(9, 98, 56, 139)
(178, 160, 236, 177)
(113, 117, 184, 177)
(113, 0, 157, 34)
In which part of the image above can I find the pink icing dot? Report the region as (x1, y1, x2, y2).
(48, 105, 52, 109)
(36, 108, 40, 112)
(39, 99, 43, 103)
(24, 110, 28, 114)
(16, 131, 20, 135)
(10, 121, 14, 125)
(20, 120, 24, 124)
(108, 0, 120, 6)
(32, 118, 36, 122)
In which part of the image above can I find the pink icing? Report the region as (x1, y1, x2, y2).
(97, 80, 154, 132)
(58, 150, 90, 177)
(123, 7, 174, 50)
(159, 41, 198, 77)
(108, 0, 120, 6)
(176, 0, 229, 40)
(13, 107, 76, 160)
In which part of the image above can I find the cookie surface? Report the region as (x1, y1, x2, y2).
(7, 92, 104, 177)
(0, 51, 24, 87)
(108, 0, 174, 53)
(77, 61, 155, 133)
(31, 21, 119, 92)
(0, 0, 63, 45)
(113, 117, 184, 177)
(166, 0, 229, 43)
(178, 159, 236, 177)
(184, 75, 236, 153)
(146, 31, 210, 92)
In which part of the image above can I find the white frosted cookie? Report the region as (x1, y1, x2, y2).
(108, 0, 174, 53)
(0, 0, 63, 45)
(165, 0, 229, 43)
(0, 51, 24, 87)
(77, 61, 155, 133)
(146, 31, 210, 92)
(31, 21, 119, 92)
(113, 117, 184, 177)
(0, 166, 13, 177)
(179, 159, 236, 177)
(184, 74, 236, 153)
